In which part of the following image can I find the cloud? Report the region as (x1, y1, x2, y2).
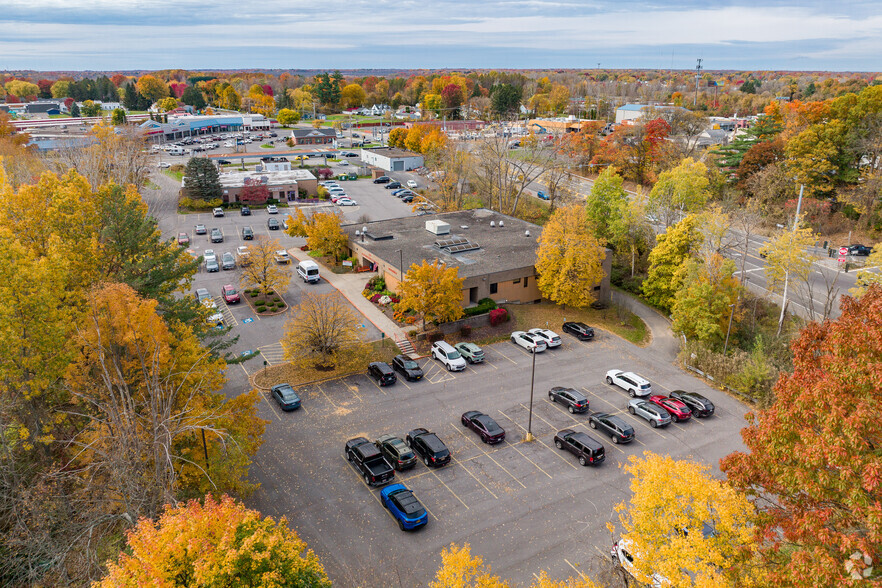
(1, 1, 881, 70)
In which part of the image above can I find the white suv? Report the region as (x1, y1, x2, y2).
(612, 538, 669, 587)
(431, 341, 467, 372)
(606, 370, 652, 397)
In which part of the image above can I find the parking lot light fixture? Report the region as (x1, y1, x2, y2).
(525, 348, 536, 442)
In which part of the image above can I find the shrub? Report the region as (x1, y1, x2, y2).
(250, 291, 258, 297)
(370, 293, 382, 303)
(179, 197, 223, 210)
(460, 325, 472, 337)
(464, 297, 497, 317)
(489, 308, 508, 327)
(257, 307, 267, 313)
(428, 331, 445, 343)
(273, 297, 281, 303)
(367, 275, 386, 292)
(405, 315, 417, 325)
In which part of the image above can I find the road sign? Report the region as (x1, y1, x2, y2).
(839, 247, 849, 256)
(243, 317, 254, 324)
(241, 350, 253, 356)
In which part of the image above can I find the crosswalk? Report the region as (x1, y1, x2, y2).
(259, 342, 286, 365)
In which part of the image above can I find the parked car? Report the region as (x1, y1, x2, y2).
(536, 190, 549, 200)
(461, 411, 505, 444)
(385, 181, 402, 189)
(345, 437, 394, 486)
(236, 245, 250, 265)
(373, 176, 391, 184)
(210, 228, 223, 243)
(589, 413, 635, 444)
(431, 341, 467, 371)
(669, 390, 715, 417)
(401, 194, 414, 203)
(337, 198, 358, 206)
(203, 249, 216, 263)
(627, 398, 672, 428)
(221, 284, 240, 304)
(240, 206, 251, 216)
(242, 226, 254, 240)
(267, 204, 278, 214)
(528, 328, 562, 348)
(405, 428, 451, 467)
(177, 232, 189, 245)
(612, 538, 669, 587)
(212, 207, 224, 217)
(195, 288, 215, 308)
(368, 362, 397, 386)
(375, 435, 418, 471)
(562, 321, 595, 340)
(271, 383, 301, 411)
(194, 224, 207, 235)
(548, 387, 589, 413)
(605, 370, 652, 397)
(217, 160, 231, 165)
(392, 355, 423, 381)
(380, 484, 428, 531)
(454, 342, 484, 364)
(406, 180, 418, 188)
(511, 331, 548, 353)
(273, 250, 291, 264)
(391, 189, 408, 196)
(205, 257, 219, 272)
(648, 395, 692, 422)
(554, 429, 605, 466)
(267, 218, 281, 230)
(849, 244, 873, 256)
(221, 252, 235, 270)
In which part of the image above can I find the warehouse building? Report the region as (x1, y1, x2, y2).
(359, 147, 424, 172)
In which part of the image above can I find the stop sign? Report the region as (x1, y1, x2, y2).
(839, 246, 849, 256)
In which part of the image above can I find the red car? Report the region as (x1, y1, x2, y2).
(649, 395, 691, 422)
(177, 232, 190, 245)
(221, 284, 240, 304)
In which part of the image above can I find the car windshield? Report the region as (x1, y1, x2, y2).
(447, 350, 461, 360)
(402, 359, 419, 369)
(280, 390, 298, 401)
(225, 288, 237, 295)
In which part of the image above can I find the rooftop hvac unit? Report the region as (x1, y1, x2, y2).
(425, 220, 450, 235)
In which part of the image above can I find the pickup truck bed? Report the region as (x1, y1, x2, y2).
(346, 437, 394, 486)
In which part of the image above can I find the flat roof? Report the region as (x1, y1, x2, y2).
(344, 209, 542, 280)
(218, 169, 316, 188)
(361, 147, 422, 159)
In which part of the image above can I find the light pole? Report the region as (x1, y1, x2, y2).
(394, 249, 403, 281)
(525, 348, 537, 442)
(723, 302, 736, 356)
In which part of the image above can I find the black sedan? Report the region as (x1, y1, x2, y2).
(461, 411, 505, 444)
(670, 390, 715, 417)
(373, 176, 391, 184)
(849, 244, 873, 256)
(588, 413, 634, 444)
(271, 383, 301, 411)
(240, 206, 251, 216)
(392, 354, 423, 381)
(375, 434, 418, 471)
(267, 218, 281, 230)
(548, 387, 589, 413)
(562, 321, 595, 340)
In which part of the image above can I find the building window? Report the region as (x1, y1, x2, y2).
(524, 277, 529, 288)
(490, 283, 498, 294)
(513, 278, 521, 284)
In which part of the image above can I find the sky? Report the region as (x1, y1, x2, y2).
(2, 0, 881, 71)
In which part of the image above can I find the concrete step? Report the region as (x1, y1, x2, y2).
(394, 336, 416, 356)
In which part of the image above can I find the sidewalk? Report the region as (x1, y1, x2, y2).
(284, 246, 417, 352)
(611, 289, 680, 363)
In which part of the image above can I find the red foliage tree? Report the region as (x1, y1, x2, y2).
(239, 180, 269, 204)
(736, 137, 784, 188)
(110, 73, 127, 87)
(37, 79, 53, 98)
(441, 83, 464, 112)
(168, 82, 187, 99)
(721, 284, 882, 587)
(592, 118, 674, 184)
(261, 84, 274, 97)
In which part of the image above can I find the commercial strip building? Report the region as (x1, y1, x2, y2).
(614, 103, 689, 124)
(139, 114, 270, 141)
(343, 209, 612, 308)
(290, 128, 336, 146)
(359, 147, 424, 172)
(204, 169, 318, 203)
(527, 117, 601, 134)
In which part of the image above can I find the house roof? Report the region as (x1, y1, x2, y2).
(291, 128, 336, 138)
(343, 208, 543, 280)
(217, 169, 316, 188)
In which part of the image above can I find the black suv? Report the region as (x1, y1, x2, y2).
(562, 321, 595, 340)
(242, 226, 254, 240)
(373, 176, 391, 184)
(385, 181, 402, 189)
(368, 362, 396, 386)
(548, 387, 589, 413)
(670, 390, 715, 417)
(392, 354, 423, 381)
(405, 428, 451, 467)
(375, 434, 418, 471)
(240, 206, 251, 216)
(589, 413, 635, 444)
(554, 429, 605, 466)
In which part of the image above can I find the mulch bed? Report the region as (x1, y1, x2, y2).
(242, 288, 288, 316)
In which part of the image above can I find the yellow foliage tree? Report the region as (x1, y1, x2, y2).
(405, 124, 433, 152)
(158, 96, 178, 112)
(285, 208, 348, 261)
(387, 127, 407, 148)
(251, 93, 275, 117)
(614, 452, 759, 588)
(340, 83, 367, 109)
(851, 242, 882, 297)
(239, 236, 290, 299)
(758, 224, 818, 333)
(281, 292, 370, 371)
(398, 260, 464, 330)
(536, 205, 606, 308)
(136, 74, 168, 103)
(430, 543, 510, 588)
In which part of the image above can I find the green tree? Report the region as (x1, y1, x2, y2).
(184, 157, 222, 201)
(98, 495, 330, 587)
(110, 108, 127, 125)
(50, 79, 70, 98)
(609, 194, 653, 278)
(671, 254, 742, 346)
(535, 205, 607, 308)
(584, 166, 628, 242)
(398, 260, 465, 330)
(80, 100, 102, 117)
(721, 285, 882, 587)
(70, 101, 81, 117)
(491, 84, 522, 116)
(276, 108, 300, 126)
(648, 158, 710, 227)
(642, 215, 703, 311)
(180, 85, 206, 110)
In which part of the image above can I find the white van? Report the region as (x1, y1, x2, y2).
(167, 146, 186, 156)
(297, 260, 320, 283)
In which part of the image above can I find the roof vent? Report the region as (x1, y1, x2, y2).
(499, 220, 504, 228)
(425, 220, 450, 235)
(490, 221, 495, 227)
(460, 225, 469, 229)
(525, 230, 531, 237)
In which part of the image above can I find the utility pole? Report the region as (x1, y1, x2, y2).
(694, 58, 703, 106)
(776, 184, 804, 336)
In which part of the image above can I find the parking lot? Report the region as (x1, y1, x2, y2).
(245, 327, 748, 587)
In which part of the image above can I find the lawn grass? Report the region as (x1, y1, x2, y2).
(163, 169, 184, 181)
(252, 339, 398, 390)
(505, 301, 649, 346)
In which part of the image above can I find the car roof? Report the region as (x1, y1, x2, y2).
(370, 361, 393, 373)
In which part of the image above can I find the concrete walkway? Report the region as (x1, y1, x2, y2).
(284, 246, 417, 352)
(611, 289, 680, 363)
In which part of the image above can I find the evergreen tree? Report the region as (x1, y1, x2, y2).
(491, 84, 522, 116)
(184, 158, 222, 201)
(70, 101, 80, 117)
